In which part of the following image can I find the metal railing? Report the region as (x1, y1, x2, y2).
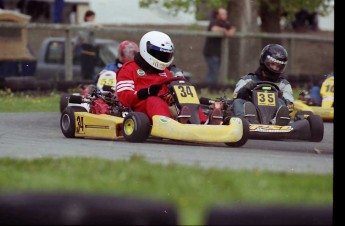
(0, 22, 334, 82)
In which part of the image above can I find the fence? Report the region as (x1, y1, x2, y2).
(0, 22, 334, 87)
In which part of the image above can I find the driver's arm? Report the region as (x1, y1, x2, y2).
(233, 79, 256, 99)
(116, 67, 141, 108)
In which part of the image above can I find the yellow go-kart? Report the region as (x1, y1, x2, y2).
(60, 77, 249, 147)
(290, 85, 334, 122)
(290, 100, 333, 122)
(203, 81, 324, 142)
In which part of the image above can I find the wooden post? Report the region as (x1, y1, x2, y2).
(64, 28, 73, 81)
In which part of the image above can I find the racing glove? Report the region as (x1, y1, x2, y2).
(137, 84, 162, 100)
(236, 81, 257, 100)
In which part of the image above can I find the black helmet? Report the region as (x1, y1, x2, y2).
(259, 44, 288, 81)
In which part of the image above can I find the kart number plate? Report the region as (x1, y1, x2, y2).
(97, 78, 116, 87)
(173, 85, 199, 104)
(257, 91, 276, 106)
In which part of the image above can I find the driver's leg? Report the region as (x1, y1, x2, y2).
(231, 98, 247, 117)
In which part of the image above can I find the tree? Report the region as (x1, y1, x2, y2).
(139, 0, 333, 32)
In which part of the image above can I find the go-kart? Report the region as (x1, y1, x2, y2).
(290, 90, 333, 122)
(59, 69, 117, 113)
(60, 77, 249, 147)
(202, 81, 324, 142)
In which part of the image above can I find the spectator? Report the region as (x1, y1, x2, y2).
(76, 10, 102, 80)
(202, 7, 236, 85)
(69, 4, 77, 24)
(52, 0, 64, 23)
(292, 9, 319, 31)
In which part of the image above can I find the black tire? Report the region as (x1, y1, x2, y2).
(60, 106, 87, 138)
(224, 117, 249, 147)
(59, 93, 70, 113)
(307, 114, 324, 142)
(123, 112, 151, 143)
(68, 95, 83, 104)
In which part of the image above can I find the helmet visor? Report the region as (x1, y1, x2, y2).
(147, 42, 174, 63)
(264, 55, 287, 73)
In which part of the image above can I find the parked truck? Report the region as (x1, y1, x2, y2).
(1, 36, 119, 92)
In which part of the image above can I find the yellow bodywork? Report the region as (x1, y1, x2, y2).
(150, 116, 244, 143)
(74, 112, 124, 139)
(290, 100, 333, 121)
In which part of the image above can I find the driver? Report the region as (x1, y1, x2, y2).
(116, 31, 213, 124)
(231, 44, 294, 125)
(94, 40, 139, 88)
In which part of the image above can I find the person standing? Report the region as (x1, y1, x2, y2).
(203, 7, 236, 85)
(76, 10, 102, 80)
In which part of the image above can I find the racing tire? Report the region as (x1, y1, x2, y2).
(123, 112, 151, 143)
(307, 114, 324, 142)
(59, 93, 70, 113)
(60, 106, 87, 138)
(224, 117, 249, 147)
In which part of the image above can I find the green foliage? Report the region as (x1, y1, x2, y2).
(138, 0, 333, 22)
(139, 0, 229, 17)
(0, 157, 333, 225)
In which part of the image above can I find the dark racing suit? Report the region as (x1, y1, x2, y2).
(231, 68, 294, 117)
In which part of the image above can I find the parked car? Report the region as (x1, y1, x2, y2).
(35, 37, 119, 81)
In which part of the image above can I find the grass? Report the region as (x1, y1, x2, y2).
(0, 156, 332, 225)
(0, 91, 60, 112)
(0, 90, 332, 224)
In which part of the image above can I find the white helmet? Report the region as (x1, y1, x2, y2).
(139, 31, 174, 70)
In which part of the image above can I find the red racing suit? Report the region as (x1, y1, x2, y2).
(116, 61, 173, 119)
(116, 61, 207, 122)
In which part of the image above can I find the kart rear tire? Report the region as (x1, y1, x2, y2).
(60, 106, 87, 138)
(123, 112, 151, 143)
(307, 114, 324, 142)
(59, 93, 70, 113)
(224, 117, 249, 147)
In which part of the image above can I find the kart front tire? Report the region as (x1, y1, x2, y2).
(59, 93, 70, 113)
(123, 112, 151, 143)
(307, 114, 324, 142)
(60, 106, 87, 138)
(224, 117, 249, 147)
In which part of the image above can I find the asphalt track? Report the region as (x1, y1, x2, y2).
(0, 112, 333, 175)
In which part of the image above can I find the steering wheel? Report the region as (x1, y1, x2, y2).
(254, 81, 280, 91)
(156, 76, 188, 86)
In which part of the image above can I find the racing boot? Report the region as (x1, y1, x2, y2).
(271, 105, 290, 126)
(244, 102, 259, 124)
(209, 108, 223, 125)
(177, 105, 191, 124)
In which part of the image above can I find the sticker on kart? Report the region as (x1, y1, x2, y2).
(257, 91, 276, 106)
(173, 85, 199, 104)
(250, 124, 293, 132)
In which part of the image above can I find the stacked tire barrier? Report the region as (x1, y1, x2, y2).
(0, 192, 332, 225)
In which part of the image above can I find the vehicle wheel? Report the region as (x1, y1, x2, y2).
(224, 117, 249, 147)
(123, 112, 151, 143)
(59, 93, 70, 113)
(307, 114, 324, 142)
(295, 110, 313, 121)
(60, 106, 87, 138)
